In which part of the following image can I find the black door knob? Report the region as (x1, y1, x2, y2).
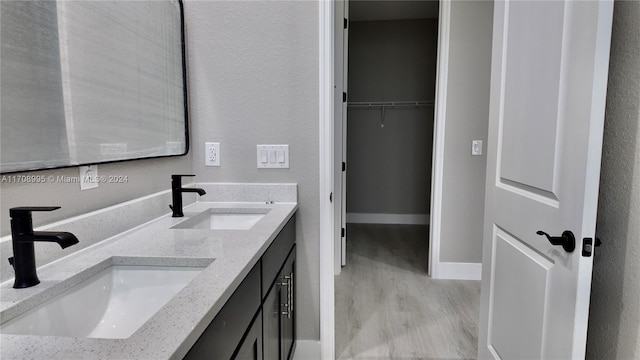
(536, 230, 576, 253)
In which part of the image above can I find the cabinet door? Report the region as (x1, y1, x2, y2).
(280, 247, 296, 360)
(184, 263, 261, 360)
(262, 218, 296, 299)
(263, 282, 281, 360)
(234, 312, 263, 360)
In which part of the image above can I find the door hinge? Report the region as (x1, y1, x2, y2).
(329, 192, 333, 203)
(343, 92, 347, 103)
(341, 227, 345, 237)
(342, 162, 346, 172)
(344, 18, 348, 29)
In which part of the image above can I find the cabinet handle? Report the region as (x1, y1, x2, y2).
(278, 274, 291, 287)
(279, 274, 293, 319)
(289, 271, 294, 313)
(287, 272, 292, 319)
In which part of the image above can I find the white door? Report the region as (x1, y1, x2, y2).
(340, 0, 349, 267)
(334, 0, 349, 270)
(334, 0, 347, 273)
(478, 1, 613, 359)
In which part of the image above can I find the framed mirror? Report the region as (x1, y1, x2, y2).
(0, 0, 188, 174)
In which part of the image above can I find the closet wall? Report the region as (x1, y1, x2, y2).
(346, 19, 438, 220)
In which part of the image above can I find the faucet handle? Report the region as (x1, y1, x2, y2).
(10, 207, 61, 217)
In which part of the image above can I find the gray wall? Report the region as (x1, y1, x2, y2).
(346, 19, 437, 215)
(587, 1, 640, 358)
(439, 0, 493, 263)
(183, 1, 320, 340)
(0, 157, 191, 237)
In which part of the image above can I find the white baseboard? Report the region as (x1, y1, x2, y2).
(293, 340, 321, 360)
(346, 213, 430, 225)
(433, 262, 482, 280)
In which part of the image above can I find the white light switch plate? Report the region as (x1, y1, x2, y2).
(257, 145, 289, 168)
(472, 140, 483, 156)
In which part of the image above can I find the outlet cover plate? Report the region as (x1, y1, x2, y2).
(205, 142, 220, 166)
(79, 165, 99, 190)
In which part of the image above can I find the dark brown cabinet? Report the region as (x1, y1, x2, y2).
(263, 281, 281, 360)
(235, 311, 263, 360)
(263, 245, 296, 360)
(280, 249, 296, 360)
(184, 216, 296, 360)
(183, 264, 261, 360)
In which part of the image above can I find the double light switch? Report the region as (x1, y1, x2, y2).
(257, 145, 289, 168)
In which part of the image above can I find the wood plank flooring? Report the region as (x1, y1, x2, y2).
(335, 224, 480, 360)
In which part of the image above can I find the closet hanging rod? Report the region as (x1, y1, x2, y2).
(347, 100, 434, 108)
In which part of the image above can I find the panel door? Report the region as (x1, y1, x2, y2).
(334, 0, 350, 272)
(478, 1, 613, 359)
(340, 0, 349, 268)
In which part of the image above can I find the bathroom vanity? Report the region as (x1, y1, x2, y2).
(184, 217, 296, 360)
(0, 1, 301, 358)
(0, 185, 298, 360)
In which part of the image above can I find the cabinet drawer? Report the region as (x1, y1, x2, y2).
(261, 217, 295, 299)
(184, 262, 261, 360)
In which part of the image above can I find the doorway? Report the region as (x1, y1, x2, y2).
(329, 0, 494, 357)
(335, 0, 439, 274)
(332, 1, 480, 358)
(322, 0, 614, 358)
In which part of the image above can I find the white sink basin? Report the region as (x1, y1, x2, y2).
(1, 264, 206, 339)
(172, 209, 269, 230)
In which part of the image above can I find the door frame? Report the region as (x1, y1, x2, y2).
(319, 0, 452, 357)
(334, 0, 348, 275)
(428, 0, 451, 279)
(319, 0, 335, 358)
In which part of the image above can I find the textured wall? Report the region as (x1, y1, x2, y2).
(586, 1, 640, 358)
(0, 158, 191, 238)
(346, 19, 437, 215)
(183, 1, 320, 340)
(439, 0, 493, 263)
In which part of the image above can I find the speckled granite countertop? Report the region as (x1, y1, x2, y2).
(0, 201, 297, 359)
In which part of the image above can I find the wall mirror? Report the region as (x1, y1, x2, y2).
(0, 0, 188, 174)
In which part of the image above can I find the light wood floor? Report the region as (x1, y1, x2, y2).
(335, 224, 480, 360)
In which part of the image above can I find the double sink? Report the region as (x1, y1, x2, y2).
(0, 207, 269, 339)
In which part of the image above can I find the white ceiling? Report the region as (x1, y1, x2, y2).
(349, 0, 439, 21)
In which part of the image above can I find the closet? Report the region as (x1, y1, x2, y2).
(337, 0, 439, 269)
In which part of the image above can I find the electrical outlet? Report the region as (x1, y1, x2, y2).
(205, 142, 220, 166)
(79, 165, 99, 190)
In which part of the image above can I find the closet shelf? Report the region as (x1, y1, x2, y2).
(347, 100, 434, 108)
(346, 100, 434, 128)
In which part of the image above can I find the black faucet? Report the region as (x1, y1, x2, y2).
(170, 174, 206, 217)
(8, 207, 79, 289)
